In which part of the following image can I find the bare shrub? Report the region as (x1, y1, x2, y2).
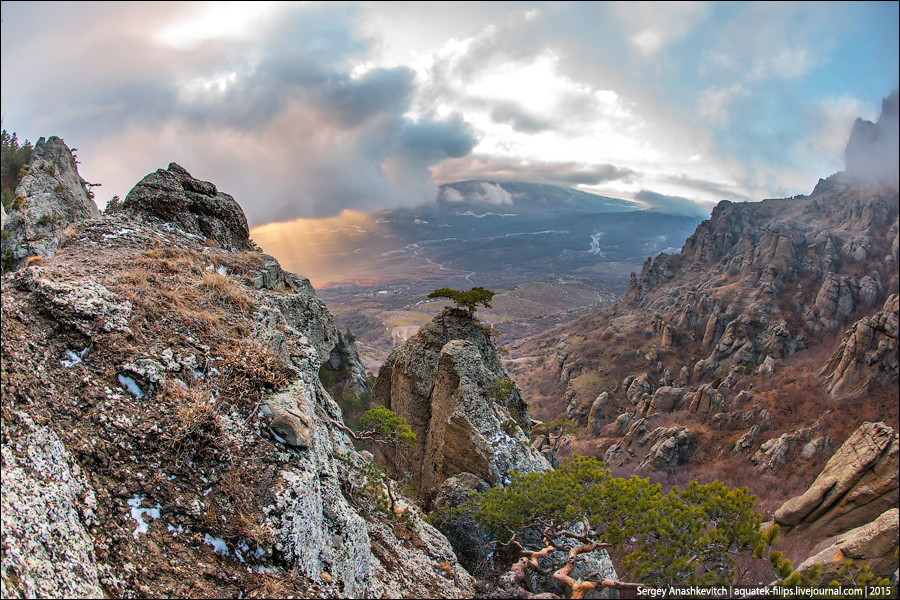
(216, 339, 292, 410)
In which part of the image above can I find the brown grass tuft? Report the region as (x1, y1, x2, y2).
(25, 255, 43, 266)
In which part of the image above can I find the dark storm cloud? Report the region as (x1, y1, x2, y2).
(634, 190, 715, 218)
(0, 2, 477, 224)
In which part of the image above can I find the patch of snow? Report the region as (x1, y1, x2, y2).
(60, 347, 88, 367)
(102, 228, 135, 240)
(127, 495, 161, 538)
(217, 265, 227, 276)
(204, 534, 230, 557)
(268, 427, 287, 445)
(118, 374, 145, 399)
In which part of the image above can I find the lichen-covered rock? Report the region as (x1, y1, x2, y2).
(774, 422, 898, 538)
(424, 339, 550, 499)
(432, 472, 492, 575)
(122, 163, 251, 251)
(1, 136, 100, 270)
(1, 411, 103, 599)
(11, 266, 133, 337)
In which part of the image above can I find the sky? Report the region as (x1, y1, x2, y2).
(1, 1, 898, 226)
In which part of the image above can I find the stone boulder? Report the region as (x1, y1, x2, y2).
(588, 392, 609, 434)
(432, 472, 492, 575)
(751, 433, 798, 472)
(373, 308, 548, 505)
(122, 163, 251, 251)
(1, 136, 100, 270)
(774, 422, 898, 538)
(648, 386, 686, 414)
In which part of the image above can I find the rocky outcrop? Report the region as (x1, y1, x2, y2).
(1, 165, 474, 598)
(122, 162, 251, 251)
(373, 307, 549, 504)
(821, 294, 899, 399)
(324, 329, 370, 399)
(794, 508, 899, 583)
(432, 473, 492, 574)
(604, 418, 691, 471)
(774, 422, 898, 538)
(1, 136, 100, 270)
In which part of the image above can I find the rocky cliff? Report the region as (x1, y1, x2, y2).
(504, 94, 899, 581)
(1, 154, 474, 598)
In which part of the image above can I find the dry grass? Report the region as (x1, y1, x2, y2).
(198, 272, 255, 312)
(25, 255, 43, 266)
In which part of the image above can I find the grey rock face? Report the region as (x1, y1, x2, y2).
(432, 472, 492, 574)
(1, 136, 100, 270)
(122, 163, 251, 251)
(1, 411, 103, 599)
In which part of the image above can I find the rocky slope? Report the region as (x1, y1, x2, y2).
(1, 155, 475, 597)
(505, 94, 899, 577)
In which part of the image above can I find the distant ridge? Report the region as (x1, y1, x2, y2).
(436, 180, 639, 216)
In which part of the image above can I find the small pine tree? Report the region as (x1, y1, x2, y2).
(428, 286, 495, 315)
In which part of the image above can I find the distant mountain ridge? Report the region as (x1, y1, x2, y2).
(252, 179, 698, 289)
(435, 180, 639, 217)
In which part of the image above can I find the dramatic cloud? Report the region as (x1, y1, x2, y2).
(0, 2, 477, 224)
(1, 1, 897, 226)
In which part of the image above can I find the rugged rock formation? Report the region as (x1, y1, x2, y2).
(509, 94, 899, 509)
(1, 165, 474, 598)
(324, 329, 370, 399)
(774, 422, 898, 539)
(1, 136, 100, 270)
(604, 418, 692, 472)
(821, 294, 899, 399)
(373, 307, 550, 505)
(122, 162, 252, 252)
(793, 508, 899, 585)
